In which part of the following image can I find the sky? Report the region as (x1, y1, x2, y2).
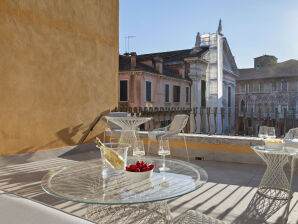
(119, 0, 298, 68)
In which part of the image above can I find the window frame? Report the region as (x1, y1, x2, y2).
(119, 79, 129, 102)
(173, 85, 180, 103)
(165, 84, 170, 103)
(146, 81, 152, 102)
(186, 86, 189, 103)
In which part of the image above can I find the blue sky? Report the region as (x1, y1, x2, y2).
(119, 0, 298, 68)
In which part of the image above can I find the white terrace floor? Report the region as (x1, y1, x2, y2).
(0, 145, 298, 224)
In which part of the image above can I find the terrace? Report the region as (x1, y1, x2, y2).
(1, 1, 297, 223)
(1, 133, 298, 223)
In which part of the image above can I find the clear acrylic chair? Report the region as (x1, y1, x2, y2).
(175, 210, 228, 224)
(147, 114, 189, 161)
(283, 128, 298, 223)
(104, 112, 129, 143)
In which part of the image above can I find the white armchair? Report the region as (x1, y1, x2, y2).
(104, 112, 129, 142)
(174, 210, 228, 224)
(147, 114, 189, 161)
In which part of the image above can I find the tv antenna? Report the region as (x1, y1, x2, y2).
(124, 36, 136, 53)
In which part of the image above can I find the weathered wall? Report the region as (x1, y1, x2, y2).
(0, 0, 119, 156)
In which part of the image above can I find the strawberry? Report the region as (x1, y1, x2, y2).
(129, 164, 137, 171)
(149, 164, 154, 170)
(135, 168, 140, 172)
(126, 166, 130, 171)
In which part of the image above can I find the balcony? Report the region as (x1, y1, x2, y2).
(1, 134, 297, 223)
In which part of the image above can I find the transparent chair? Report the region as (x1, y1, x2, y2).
(175, 210, 228, 224)
(283, 128, 298, 223)
(104, 112, 129, 143)
(147, 114, 189, 161)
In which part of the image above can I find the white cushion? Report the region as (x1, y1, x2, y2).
(0, 190, 93, 224)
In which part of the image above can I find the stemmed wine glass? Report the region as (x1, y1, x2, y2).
(133, 140, 145, 158)
(158, 139, 170, 172)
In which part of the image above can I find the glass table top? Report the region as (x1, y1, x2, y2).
(41, 157, 207, 205)
(104, 116, 152, 129)
(251, 145, 298, 155)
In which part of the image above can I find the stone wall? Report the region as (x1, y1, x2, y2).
(0, 0, 119, 156)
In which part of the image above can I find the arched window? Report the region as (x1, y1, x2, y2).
(240, 100, 245, 112)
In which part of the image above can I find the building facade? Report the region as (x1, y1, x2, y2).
(236, 55, 298, 136)
(119, 22, 239, 133)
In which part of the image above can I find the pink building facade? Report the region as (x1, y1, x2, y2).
(119, 53, 191, 129)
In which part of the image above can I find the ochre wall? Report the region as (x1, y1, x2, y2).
(0, 0, 119, 156)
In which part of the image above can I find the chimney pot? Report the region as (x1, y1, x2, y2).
(130, 52, 137, 70)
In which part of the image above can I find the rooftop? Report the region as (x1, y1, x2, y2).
(119, 47, 209, 81)
(238, 59, 298, 80)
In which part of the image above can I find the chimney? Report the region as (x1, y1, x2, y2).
(154, 56, 163, 74)
(130, 52, 136, 70)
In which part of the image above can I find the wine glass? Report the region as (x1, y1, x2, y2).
(133, 140, 145, 157)
(258, 126, 268, 139)
(158, 139, 170, 172)
(267, 127, 276, 139)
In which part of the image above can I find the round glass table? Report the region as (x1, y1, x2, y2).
(41, 156, 208, 224)
(251, 145, 297, 200)
(104, 116, 152, 147)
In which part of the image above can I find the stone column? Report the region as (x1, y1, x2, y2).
(186, 58, 206, 133)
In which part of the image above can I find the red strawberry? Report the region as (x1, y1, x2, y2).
(135, 168, 140, 172)
(129, 164, 137, 171)
(126, 166, 130, 171)
(149, 164, 154, 170)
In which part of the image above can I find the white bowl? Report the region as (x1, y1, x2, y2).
(124, 169, 153, 181)
(265, 142, 283, 151)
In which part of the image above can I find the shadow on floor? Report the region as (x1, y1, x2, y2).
(233, 191, 288, 224)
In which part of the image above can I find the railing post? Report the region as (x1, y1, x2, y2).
(207, 107, 210, 135)
(283, 108, 287, 136)
(228, 107, 231, 135)
(250, 107, 254, 136)
(200, 107, 204, 134)
(214, 107, 217, 134)
(221, 107, 224, 135)
(274, 107, 279, 136)
(243, 107, 247, 136)
(292, 108, 296, 129)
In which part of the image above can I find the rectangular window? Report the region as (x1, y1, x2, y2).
(186, 86, 189, 103)
(272, 81, 277, 91)
(240, 83, 245, 93)
(249, 83, 253, 93)
(119, 80, 128, 102)
(165, 84, 169, 102)
(228, 86, 231, 107)
(173, 85, 180, 102)
(146, 81, 151, 102)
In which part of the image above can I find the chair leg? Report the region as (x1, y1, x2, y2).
(182, 131, 189, 161)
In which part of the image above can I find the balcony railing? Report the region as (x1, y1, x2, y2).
(115, 106, 298, 137)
